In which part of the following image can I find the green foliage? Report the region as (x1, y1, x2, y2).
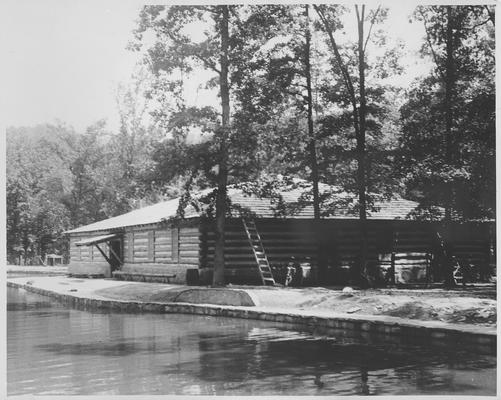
(398, 5, 495, 220)
(7, 124, 73, 263)
(6, 109, 158, 264)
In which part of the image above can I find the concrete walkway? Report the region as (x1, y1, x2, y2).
(6, 275, 496, 354)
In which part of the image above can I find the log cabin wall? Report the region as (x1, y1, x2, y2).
(447, 221, 494, 273)
(199, 219, 495, 285)
(120, 221, 201, 284)
(199, 219, 403, 285)
(68, 232, 113, 277)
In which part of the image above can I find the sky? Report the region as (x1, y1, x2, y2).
(2, 1, 431, 133)
(3, 0, 143, 132)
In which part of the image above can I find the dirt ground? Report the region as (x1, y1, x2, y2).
(248, 286, 496, 326)
(95, 283, 497, 327)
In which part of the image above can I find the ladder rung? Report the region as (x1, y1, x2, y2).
(243, 218, 275, 287)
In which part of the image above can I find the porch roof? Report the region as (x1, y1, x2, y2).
(74, 233, 122, 246)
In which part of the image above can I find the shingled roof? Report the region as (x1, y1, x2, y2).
(66, 183, 422, 234)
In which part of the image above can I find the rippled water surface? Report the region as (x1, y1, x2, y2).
(7, 287, 496, 395)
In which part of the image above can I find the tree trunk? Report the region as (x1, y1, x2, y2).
(213, 5, 230, 287)
(304, 5, 323, 283)
(356, 6, 369, 287)
(442, 6, 456, 288)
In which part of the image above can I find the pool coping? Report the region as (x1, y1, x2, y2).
(7, 280, 496, 354)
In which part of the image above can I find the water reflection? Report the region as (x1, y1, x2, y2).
(7, 287, 496, 396)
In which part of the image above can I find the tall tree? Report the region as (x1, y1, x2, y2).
(314, 4, 393, 286)
(399, 5, 495, 286)
(131, 5, 255, 286)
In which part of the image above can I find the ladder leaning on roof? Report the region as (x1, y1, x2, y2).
(242, 219, 276, 286)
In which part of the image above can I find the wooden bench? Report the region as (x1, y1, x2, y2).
(112, 271, 176, 283)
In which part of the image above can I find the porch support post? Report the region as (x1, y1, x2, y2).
(94, 244, 111, 264)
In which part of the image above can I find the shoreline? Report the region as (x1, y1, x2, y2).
(7, 276, 496, 355)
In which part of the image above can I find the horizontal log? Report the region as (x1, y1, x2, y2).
(204, 262, 257, 268)
(154, 251, 171, 257)
(177, 257, 199, 264)
(179, 229, 198, 236)
(454, 247, 488, 252)
(154, 257, 173, 263)
(215, 244, 317, 252)
(134, 245, 149, 252)
(453, 239, 489, 244)
(180, 251, 199, 258)
(267, 253, 317, 259)
(394, 245, 431, 250)
(134, 253, 149, 260)
(394, 252, 430, 258)
(393, 260, 429, 265)
(133, 255, 149, 260)
(179, 242, 198, 250)
(154, 247, 171, 254)
(204, 249, 323, 257)
(133, 232, 149, 237)
(206, 254, 258, 261)
(180, 231, 200, 238)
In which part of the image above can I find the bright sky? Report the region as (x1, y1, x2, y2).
(2, 1, 430, 133)
(2, 0, 143, 132)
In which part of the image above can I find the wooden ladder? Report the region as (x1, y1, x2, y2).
(242, 219, 276, 286)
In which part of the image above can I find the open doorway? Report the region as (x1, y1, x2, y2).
(109, 239, 122, 272)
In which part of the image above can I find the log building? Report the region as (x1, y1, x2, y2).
(65, 186, 495, 286)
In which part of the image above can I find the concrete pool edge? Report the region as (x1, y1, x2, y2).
(7, 280, 496, 353)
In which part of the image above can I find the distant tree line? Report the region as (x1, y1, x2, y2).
(7, 5, 494, 288)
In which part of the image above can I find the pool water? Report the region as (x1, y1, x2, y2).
(7, 287, 497, 395)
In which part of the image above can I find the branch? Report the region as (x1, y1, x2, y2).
(355, 4, 361, 23)
(229, 6, 246, 33)
(314, 6, 357, 108)
(284, 87, 307, 101)
(484, 5, 495, 25)
(363, 5, 381, 53)
(165, 30, 221, 74)
(314, 5, 360, 136)
(468, 18, 491, 31)
(419, 8, 446, 82)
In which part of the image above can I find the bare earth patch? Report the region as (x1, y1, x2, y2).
(244, 286, 496, 327)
